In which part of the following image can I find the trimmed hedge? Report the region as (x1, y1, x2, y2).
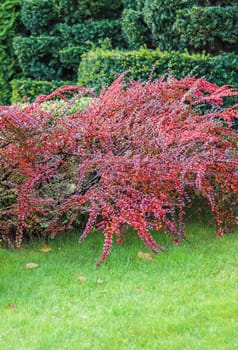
(143, 0, 196, 50)
(122, 9, 151, 49)
(122, 0, 145, 10)
(198, 1, 237, 4)
(13, 20, 125, 82)
(78, 48, 238, 92)
(21, 0, 56, 35)
(175, 6, 238, 54)
(10, 79, 70, 103)
(13, 36, 65, 80)
(21, 0, 123, 32)
(0, 0, 23, 104)
(55, 0, 123, 22)
(52, 19, 125, 49)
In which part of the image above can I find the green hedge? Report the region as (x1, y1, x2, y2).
(0, 0, 23, 104)
(10, 78, 70, 103)
(21, 0, 56, 35)
(52, 19, 125, 49)
(198, 1, 237, 4)
(143, 0, 196, 50)
(122, 9, 151, 49)
(175, 6, 238, 54)
(55, 0, 123, 22)
(21, 0, 123, 32)
(13, 36, 65, 80)
(78, 48, 238, 92)
(122, 0, 145, 10)
(13, 19, 125, 82)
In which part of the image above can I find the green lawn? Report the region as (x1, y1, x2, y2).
(0, 221, 237, 350)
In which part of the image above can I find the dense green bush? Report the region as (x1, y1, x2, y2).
(143, 0, 196, 50)
(54, 0, 123, 24)
(13, 36, 66, 80)
(13, 19, 125, 83)
(122, 0, 145, 10)
(198, 1, 237, 4)
(0, 0, 23, 104)
(122, 8, 151, 49)
(21, 0, 123, 31)
(78, 48, 238, 92)
(175, 6, 238, 54)
(10, 79, 70, 103)
(21, 0, 56, 35)
(52, 19, 125, 49)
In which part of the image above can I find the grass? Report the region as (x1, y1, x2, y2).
(0, 219, 238, 350)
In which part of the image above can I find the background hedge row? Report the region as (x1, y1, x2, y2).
(77, 48, 238, 92)
(0, 0, 237, 103)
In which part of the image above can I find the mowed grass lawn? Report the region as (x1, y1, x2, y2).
(0, 219, 238, 350)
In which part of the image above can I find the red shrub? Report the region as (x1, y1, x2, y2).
(0, 74, 238, 265)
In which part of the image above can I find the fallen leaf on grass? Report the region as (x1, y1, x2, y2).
(25, 263, 40, 270)
(39, 245, 52, 253)
(137, 251, 153, 261)
(77, 275, 86, 282)
(8, 303, 16, 310)
(135, 286, 142, 292)
(81, 314, 88, 320)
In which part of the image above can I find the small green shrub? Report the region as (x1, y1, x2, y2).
(122, 8, 151, 49)
(78, 48, 238, 92)
(143, 0, 196, 50)
(175, 6, 238, 54)
(13, 36, 65, 80)
(10, 79, 70, 103)
(21, 0, 56, 35)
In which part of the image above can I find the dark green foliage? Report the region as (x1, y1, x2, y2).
(13, 36, 67, 80)
(122, 0, 145, 10)
(0, 50, 13, 105)
(198, 1, 237, 4)
(54, 0, 123, 24)
(21, 0, 56, 35)
(59, 47, 83, 76)
(21, 0, 123, 33)
(78, 48, 238, 92)
(13, 19, 125, 84)
(10, 78, 70, 103)
(175, 6, 238, 54)
(0, 0, 23, 104)
(122, 9, 151, 49)
(143, 0, 196, 50)
(53, 19, 125, 50)
(59, 39, 113, 77)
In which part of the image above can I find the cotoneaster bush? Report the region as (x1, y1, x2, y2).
(0, 74, 238, 265)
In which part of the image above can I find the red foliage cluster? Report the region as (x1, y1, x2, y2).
(1, 74, 238, 265)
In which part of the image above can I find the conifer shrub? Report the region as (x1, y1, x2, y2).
(0, 74, 238, 265)
(21, 0, 56, 35)
(143, 0, 196, 50)
(13, 36, 63, 80)
(174, 6, 238, 54)
(0, 0, 24, 104)
(13, 20, 125, 83)
(122, 8, 151, 49)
